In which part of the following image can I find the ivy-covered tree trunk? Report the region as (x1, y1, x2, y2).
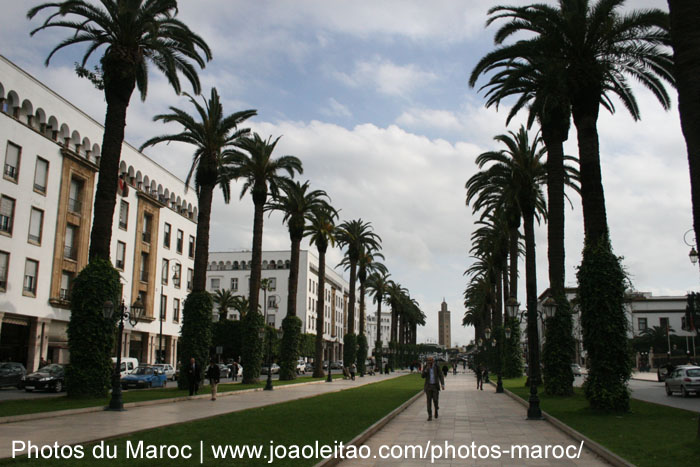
(313, 244, 328, 378)
(542, 296, 575, 395)
(356, 334, 368, 376)
(503, 316, 523, 378)
(578, 236, 631, 411)
(241, 309, 264, 384)
(343, 333, 357, 370)
(279, 315, 301, 380)
(66, 259, 121, 398)
(178, 291, 213, 390)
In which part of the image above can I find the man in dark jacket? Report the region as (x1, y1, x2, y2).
(206, 359, 220, 400)
(187, 357, 201, 396)
(421, 357, 445, 421)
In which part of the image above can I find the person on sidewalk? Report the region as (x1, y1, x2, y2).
(187, 357, 201, 396)
(206, 359, 220, 401)
(476, 364, 483, 390)
(421, 356, 445, 421)
(350, 363, 357, 380)
(231, 361, 239, 382)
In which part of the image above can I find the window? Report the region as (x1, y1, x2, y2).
(173, 298, 180, 322)
(187, 268, 193, 291)
(268, 278, 276, 291)
(118, 201, 128, 229)
(267, 315, 275, 327)
(64, 224, 77, 260)
(268, 295, 278, 310)
(173, 263, 181, 288)
(163, 223, 171, 248)
(638, 318, 647, 332)
(660, 317, 669, 330)
(116, 241, 126, 270)
(33, 157, 48, 194)
(140, 252, 149, 282)
(4, 142, 20, 182)
(60, 271, 73, 300)
(23, 259, 38, 295)
(142, 213, 152, 243)
(176, 230, 183, 254)
(0, 195, 15, 234)
(160, 294, 167, 321)
(188, 235, 195, 258)
(68, 178, 83, 213)
(210, 278, 220, 290)
(161, 259, 169, 285)
(28, 208, 43, 244)
(231, 277, 238, 291)
(0, 251, 8, 291)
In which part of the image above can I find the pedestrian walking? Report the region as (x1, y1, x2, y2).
(231, 361, 239, 381)
(442, 364, 449, 378)
(452, 362, 457, 375)
(186, 356, 201, 396)
(421, 356, 445, 421)
(476, 364, 484, 390)
(206, 359, 220, 401)
(350, 363, 357, 380)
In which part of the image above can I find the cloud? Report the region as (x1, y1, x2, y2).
(320, 97, 352, 118)
(332, 57, 438, 98)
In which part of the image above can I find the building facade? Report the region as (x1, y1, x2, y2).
(0, 55, 197, 371)
(438, 299, 451, 348)
(365, 309, 391, 351)
(206, 250, 358, 361)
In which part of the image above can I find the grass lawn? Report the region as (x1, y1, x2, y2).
(503, 377, 700, 467)
(0, 374, 345, 418)
(1, 374, 422, 466)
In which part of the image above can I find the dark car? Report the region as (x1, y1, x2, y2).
(20, 364, 65, 392)
(0, 362, 26, 388)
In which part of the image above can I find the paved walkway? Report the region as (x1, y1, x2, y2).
(0, 373, 400, 459)
(339, 372, 608, 466)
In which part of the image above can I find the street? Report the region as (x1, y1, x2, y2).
(628, 378, 700, 413)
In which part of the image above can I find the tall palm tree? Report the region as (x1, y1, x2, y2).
(28, 0, 212, 262)
(356, 253, 385, 375)
(366, 270, 391, 373)
(336, 219, 381, 367)
(212, 288, 238, 321)
(140, 89, 256, 292)
(231, 295, 250, 320)
(385, 280, 408, 346)
(265, 180, 332, 380)
(227, 134, 303, 316)
(305, 206, 339, 378)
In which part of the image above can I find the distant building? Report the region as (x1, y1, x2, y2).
(366, 310, 391, 351)
(438, 299, 451, 348)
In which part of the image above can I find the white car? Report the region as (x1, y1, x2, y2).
(296, 362, 306, 374)
(665, 365, 700, 397)
(153, 363, 176, 381)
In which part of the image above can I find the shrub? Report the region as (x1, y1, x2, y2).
(279, 315, 301, 380)
(503, 317, 524, 378)
(344, 333, 357, 368)
(542, 294, 575, 395)
(241, 311, 264, 384)
(357, 334, 368, 374)
(178, 291, 213, 390)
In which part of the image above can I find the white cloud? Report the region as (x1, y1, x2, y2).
(332, 57, 438, 98)
(320, 97, 352, 118)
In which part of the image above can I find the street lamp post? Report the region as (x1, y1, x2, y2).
(103, 298, 144, 411)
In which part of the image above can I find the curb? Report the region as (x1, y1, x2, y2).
(0, 377, 333, 425)
(499, 385, 633, 467)
(313, 390, 423, 467)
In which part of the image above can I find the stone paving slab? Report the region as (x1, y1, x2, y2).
(0, 373, 402, 459)
(338, 372, 609, 467)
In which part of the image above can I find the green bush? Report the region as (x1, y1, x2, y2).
(211, 319, 243, 362)
(298, 333, 316, 358)
(503, 317, 523, 378)
(241, 311, 264, 384)
(542, 294, 575, 395)
(178, 291, 213, 390)
(279, 315, 301, 380)
(343, 333, 357, 367)
(66, 259, 121, 398)
(577, 236, 631, 411)
(356, 334, 368, 374)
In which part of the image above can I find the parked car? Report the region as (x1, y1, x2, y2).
(120, 366, 167, 389)
(571, 364, 583, 377)
(112, 357, 139, 378)
(0, 362, 26, 388)
(296, 361, 306, 374)
(330, 361, 343, 370)
(217, 363, 231, 379)
(152, 363, 176, 381)
(260, 363, 280, 375)
(665, 365, 700, 397)
(20, 364, 66, 392)
(304, 363, 314, 373)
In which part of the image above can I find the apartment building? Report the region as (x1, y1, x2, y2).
(0, 55, 197, 371)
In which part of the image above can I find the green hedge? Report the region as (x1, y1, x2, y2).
(279, 315, 301, 380)
(66, 258, 121, 398)
(241, 311, 264, 384)
(356, 334, 368, 374)
(178, 291, 213, 390)
(503, 317, 523, 378)
(542, 294, 575, 395)
(344, 333, 357, 367)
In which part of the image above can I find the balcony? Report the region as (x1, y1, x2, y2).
(64, 245, 77, 260)
(68, 197, 81, 214)
(118, 220, 127, 230)
(140, 269, 149, 282)
(33, 182, 46, 193)
(115, 259, 124, 270)
(142, 231, 151, 243)
(59, 288, 70, 300)
(28, 233, 40, 244)
(4, 164, 17, 180)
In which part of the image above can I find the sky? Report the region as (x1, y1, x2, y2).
(0, 0, 695, 347)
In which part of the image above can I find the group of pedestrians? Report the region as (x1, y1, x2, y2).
(185, 357, 232, 401)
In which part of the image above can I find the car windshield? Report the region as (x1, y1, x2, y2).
(0, 363, 14, 370)
(133, 367, 154, 375)
(37, 364, 62, 375)
(687, 369, 700, 377)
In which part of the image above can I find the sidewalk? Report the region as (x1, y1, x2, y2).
(338, 372, 609, 466)
(0, 372, 401, 459)
(630, 371, 657, 382)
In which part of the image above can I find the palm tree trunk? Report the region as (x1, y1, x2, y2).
(543, 132, 567, 296)
(359, 281, 366, 335)
(375, 299, 382, 373)
(192, 183, 214, 292)
(248, 197, 265, 315)
(314, 245, 327, 378)
(399, 313, 405, 345)
(347, 262, 357, 334)
(523, 208, 541, 387)
(287, 236, 301, 317)
(390, 304, 397, 342)
(88, 75, 135, 261)
(509, 226, 519, 298)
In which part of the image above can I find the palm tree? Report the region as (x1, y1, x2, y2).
(28, 0, 212, 262)
(356, 253, 385, 375)
(336, 219, 381, 367)
(366, 270, 391, 373)
(212, 288, 238, 321)
(231, 295, 250, 320)
(265, 180, 332, 380)
(140, 89, 256, 292)
(227, 134, 303, 316)
(305, 206, 339, 378)
(385, 280, 408, 346)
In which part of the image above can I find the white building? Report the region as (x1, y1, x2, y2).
(206, 250, 359, 361)
(0, 55, 197, 371)
(365, 310, 391, 352)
